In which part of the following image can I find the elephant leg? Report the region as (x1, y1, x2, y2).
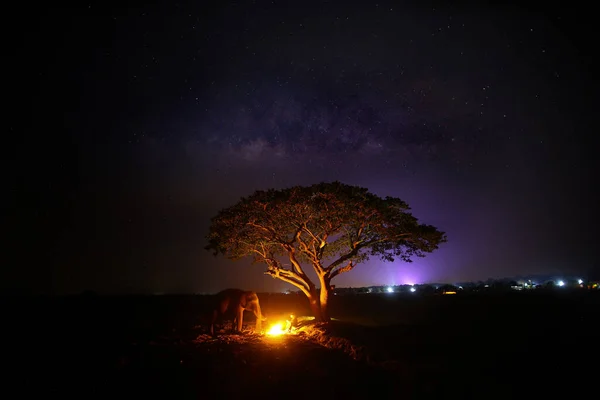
(237, 307, 244, 333)
(210, 310, 218, 337)
(253, 308, 263, 333)
(210, 299, 229, 336)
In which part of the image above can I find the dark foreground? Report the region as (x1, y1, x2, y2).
(24, 333, 395, 398)
(3, 291, 598, 398)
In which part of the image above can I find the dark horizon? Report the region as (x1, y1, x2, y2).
(6, 1, 598, 295)
(3, 272, 593, 297)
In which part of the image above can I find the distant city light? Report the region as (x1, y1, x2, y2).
(410, 287, 416, 293)
(386, 287, 394, 293)
(578, 279, 583, 285)
(557, 280, 565, 287)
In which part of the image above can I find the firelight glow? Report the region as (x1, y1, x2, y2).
(266, 323, 285, 336)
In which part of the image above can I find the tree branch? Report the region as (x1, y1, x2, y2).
(295, 230, 320, 266)
(302, 226, 329, 260)
(286, 248, 312, 281)
(325, 232, 414, 272)
(301, 226, 319, 256)
(247, 221, 277, 235)
(301, 225, 321, 245)
(247, 221, 295, 245)
(329, 260, 356, 279)
(266, 263, 311, 290)
(316, 233, 328, 258)
(325, 244, 363, 271)
(265, 267, 311, 297)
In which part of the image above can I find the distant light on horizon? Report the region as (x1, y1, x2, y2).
(578, 279, 583, 285)
(557, 280, 565, 287)
(410, 287, 416, 293)
(386, 286, 394, 293)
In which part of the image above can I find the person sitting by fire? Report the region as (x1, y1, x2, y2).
(285, 313, 298, 332)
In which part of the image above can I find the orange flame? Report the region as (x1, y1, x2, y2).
(266, 322, 285, 336)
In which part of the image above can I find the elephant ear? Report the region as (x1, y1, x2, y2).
(240, 292, 249, 308)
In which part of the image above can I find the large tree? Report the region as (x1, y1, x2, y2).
(205, 181, 447, 322)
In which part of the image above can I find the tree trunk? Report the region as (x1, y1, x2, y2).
(307, 286, 324, 322)
(308, 294, 323, 322)
(319, 280, 331, 323)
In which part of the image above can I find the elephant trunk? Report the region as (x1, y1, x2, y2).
(253, 302, 263, 332)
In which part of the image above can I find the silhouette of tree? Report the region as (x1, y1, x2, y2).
(205, 181, 447, 322)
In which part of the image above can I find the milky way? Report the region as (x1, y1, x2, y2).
(7, 2, 596, 294)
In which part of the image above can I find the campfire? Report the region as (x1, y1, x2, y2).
(265, 313, 298, 336)
(266, 322, 285, 336)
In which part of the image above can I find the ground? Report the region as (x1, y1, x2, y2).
(110, 331, 400, 398)
(3, 290, 598, 398)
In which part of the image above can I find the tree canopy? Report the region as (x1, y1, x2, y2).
(205, 181, 447, 321)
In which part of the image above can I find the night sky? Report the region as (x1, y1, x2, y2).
(6, 1, 597, 295)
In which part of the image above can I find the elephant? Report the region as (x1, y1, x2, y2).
(209, 288, 265, 336)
